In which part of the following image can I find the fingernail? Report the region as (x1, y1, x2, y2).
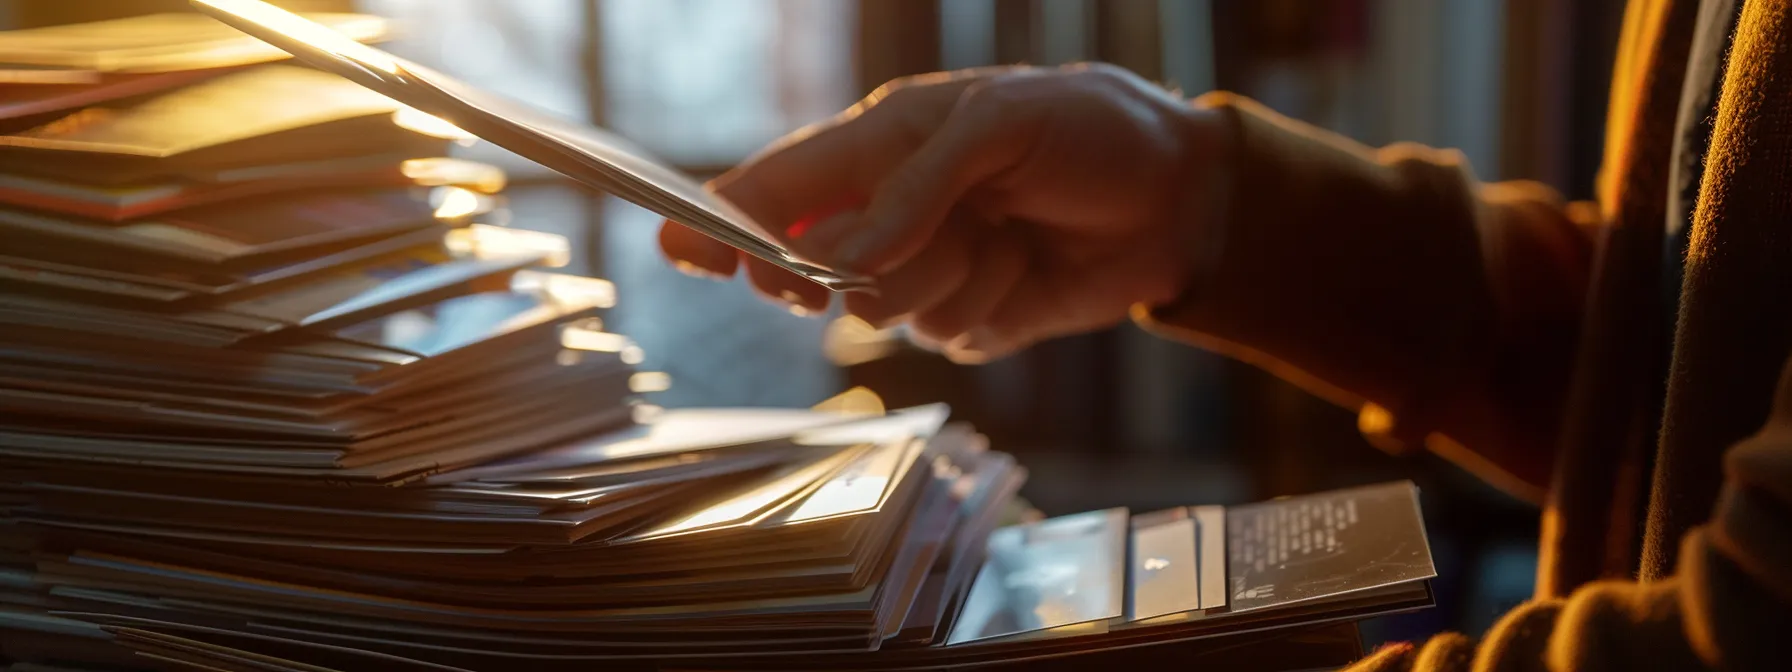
(778, 290, 823, 317)
(874, 313, 911, 330)
(907, 330, 943, 353)
(846, 295, 903, 329)
(944, 328, 1001, 364)
(944, 342, 995, 365)
(945, 349, 994, 365)
(674, 260, 726, 280)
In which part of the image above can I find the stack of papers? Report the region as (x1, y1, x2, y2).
(0, 5, 1440, 670)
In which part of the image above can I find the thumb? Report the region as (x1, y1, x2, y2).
(830, 83, 1039, 276)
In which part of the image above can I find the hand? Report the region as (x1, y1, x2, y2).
(659, 63, 1230, 363)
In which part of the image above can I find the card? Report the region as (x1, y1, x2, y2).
(757, 434, 927, 527)
(5, 236, 559, 346)
(785, 404, 951, 448)
(0, 261, 193, 301)
(615, 445, 869, 543)
(0, 65, 445, 184)
(945, 507, 1128, 645)
(0, 319, 383, 390)
(0, 227, 451, 305)
(0, 187, 442, 264)
(901, 450, 1025, 644)
(434, 408, 887, 485)
(0, 67, 106, 85)
(0, 65, 399, 157)
(0, 13, 384, 73)
(0, 69, 227, 123)
(210, 238, 544, 330)
(0, 152, 460, 221)
(1223, 481, 1435, 613)
(1191, 504, 1226, 610)
(330, 282, 607, 359)
(1125, 508, 1200, 622)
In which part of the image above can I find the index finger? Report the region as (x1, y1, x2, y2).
(725, 68, 1020, 228)
(659, 69, 1007, 283)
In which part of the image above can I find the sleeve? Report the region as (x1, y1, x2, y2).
(1343, 356, 1792, 672)
(1132, 92, 1598, 502)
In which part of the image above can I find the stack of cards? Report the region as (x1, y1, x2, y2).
(0, 11, 386, 129)
(0, 43, 635, 488)
(0, 4, 1441, 670)
(0, 444, 1433, 671)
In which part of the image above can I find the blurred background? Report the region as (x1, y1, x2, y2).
(1, 0, 1626, 648)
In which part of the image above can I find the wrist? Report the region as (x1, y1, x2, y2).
(1155, 99, 1238, 312)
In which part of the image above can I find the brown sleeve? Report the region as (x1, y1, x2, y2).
(1342, 357, 1792, 672)
(1133, 92, 1596, 502)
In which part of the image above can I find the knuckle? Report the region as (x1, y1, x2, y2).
(881, 161, 933, 199)
(1079, 61, 1129, 79)
(860, 78, 937, 132)
(956, 80, 995, 109)
(912, 312, 968, 343)
(868, 75, 925, 107)
(961, 77, 1010, 102)
(955, 79, 1022, 120)
(1066, 62, 1140, 94)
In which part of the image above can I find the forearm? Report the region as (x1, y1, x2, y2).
(1137, 93, 1595, 500)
